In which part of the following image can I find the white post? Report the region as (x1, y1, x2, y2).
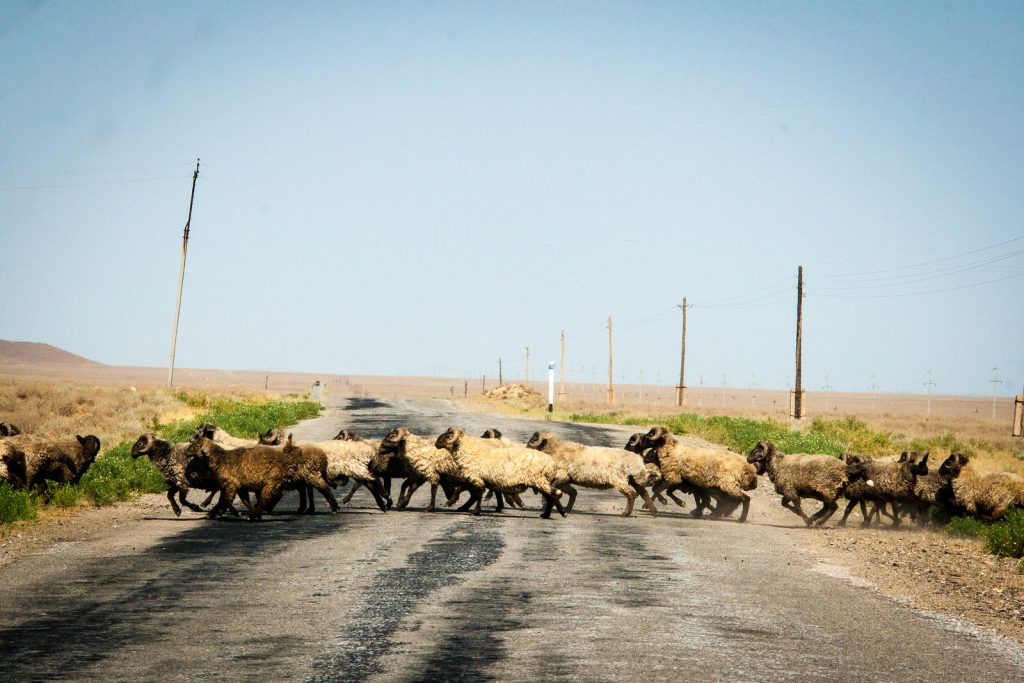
(548, 361, 555, 413)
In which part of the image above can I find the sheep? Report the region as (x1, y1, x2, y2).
(328, 429, 405, 509)
(641, 426, 757, 522)
(625, 431, 710, 512)
(456, 429, 526, 512)
(837, 452, 929, 527)
(376, 427, 464, 511)
(434, 426, 568, 519)
(0, 434, 102, 491)
(526, 430, 658, 517)
(192, 422, 261, 449)
(909, 453, 963, 523)
(746, 440, 848, 527)
(258, 431, 390, 512)
(940, 452, 1024, 522)
(197, 435, 339, 520)
(0, 422, 22, 437)
(130, 433, 226, 516)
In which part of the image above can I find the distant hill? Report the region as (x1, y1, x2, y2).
(0, 340, 104, 366)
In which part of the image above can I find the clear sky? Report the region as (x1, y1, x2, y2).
(2, 1, 1022, 396)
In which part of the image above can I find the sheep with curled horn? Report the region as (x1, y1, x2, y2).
(329, 428, 407, 509)
(434, 426, 569, 519)
(625, 432, 711, 513)
(130, 433, 233, 516)
(940, 452, 1024, 523)
(0, 434, 101, 491)
(642, 426, 756, 522)
(528, 430, 658, 517)
(0, 422, 22, 437)
(746, 441, 848, 527)
(376, 427, 463, 511)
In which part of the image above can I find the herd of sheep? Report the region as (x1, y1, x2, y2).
(1, 419, 1022, 527)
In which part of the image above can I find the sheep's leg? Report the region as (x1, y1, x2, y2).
(630, 480, 658, 518)
(178, 489, 205, 514)
(494, 490, 505, 513)
(621, 489, 637, 517)
(484, 489, 494, 501)
(540, 494, 555, 519)
(457, 490, 478, 512)
(238, 491, 255, 514)
(200, 490, 217, 508)
(398, 479, 423, 509)
(557, 484, 578, 512)
(467, 489, 484, 516)
(382, 477, 393, 508)
(651, 481, 671, 505)
(341, 482, 361, 505)
(295, 484, 308, 514)
(813, 500, 839, 526)
(507, 492, 525, 508)
(310, 479, 340, 513)
(166, 488, 183, 516)
(366, 479, 389, 512)
(781, 496, 813, 526)
(427, 483, 438, 512)
(737, 493, 751, 523)
(836, 498, 858, 527)
(209, 485, 237, 519)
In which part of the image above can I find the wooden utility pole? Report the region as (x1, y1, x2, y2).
(525, 347, 529, 386)
(558, 330, 567, 400)
(606, 315, 615, 405)
(676, 297, 689, 406)
(1013, 386, 1023, 437)
(167, 158, 200, 388)
(498, 358, 503, 387)
(791, 265, 804, 418)
(990, 366, 1002, 419)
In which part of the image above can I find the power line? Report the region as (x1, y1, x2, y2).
(811, 248, 1024, 290)
(0, 162, 196, 178)
(1, 174, 193, 191)
(811, 271, 1024, 299)
(815, 234, 1024, 280)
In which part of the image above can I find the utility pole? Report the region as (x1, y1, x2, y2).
(525, 347, 529, 386)
(606, 315, 615, 405)
(558, 331, 567, 400)
(792, 265, 804, 418)
(925, 369, 935, 417)
(870, 374, 878, 412)
(481, 374, 486, 392)
(167, 158, 200, 388)
(990, 366, 1002, 419)
(823, 373, 832, 413)
(751, 372, 757, 408)
(498, 359, 503, 387)
(676, 297, 689, 406)
(698, 374, 704, 407)
(720, 373, 728, 408)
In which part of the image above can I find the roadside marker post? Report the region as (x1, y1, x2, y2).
(548, 361, 555, 413)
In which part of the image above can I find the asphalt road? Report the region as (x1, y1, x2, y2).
(1, 397, 1023, 682)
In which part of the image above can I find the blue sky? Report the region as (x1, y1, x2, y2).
(1, 1, 1022, 395)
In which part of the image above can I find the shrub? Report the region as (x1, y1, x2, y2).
(45, 481, 81, 508)
(0, 481, 37, 524)
(77, 442, 166, 505)
(986, 509, 1024, 558)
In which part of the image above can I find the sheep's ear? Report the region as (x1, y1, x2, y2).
(959, 454, 970, 466)
(898, 452, 908, 463)
(77, 435, 86, 445)
(920, 453, 929, 464)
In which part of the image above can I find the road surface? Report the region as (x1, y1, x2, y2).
(1, 397, 1022, 682)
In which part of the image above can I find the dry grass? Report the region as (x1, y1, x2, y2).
(0, 380, 270, 452)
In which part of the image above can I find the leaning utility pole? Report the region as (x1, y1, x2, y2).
(676, 297, 689, 406)
(167, 158, 200, 388)
(606, 315, 615, 405)
(558, 331, 567, 400)
(791, 265, 805, 419)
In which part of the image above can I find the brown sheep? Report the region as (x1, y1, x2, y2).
(746, 441, 848, 527)
(0, 434, 101, 491)
(838, 452, 929, 527)
(941, 452, 1024, 522)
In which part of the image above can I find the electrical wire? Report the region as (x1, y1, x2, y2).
(809, 271, 1024, 299)
(0, 174, 192, 191)
(815, 234, 1024, 280)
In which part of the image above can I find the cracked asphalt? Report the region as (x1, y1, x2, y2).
(1, 397, 1022, 682)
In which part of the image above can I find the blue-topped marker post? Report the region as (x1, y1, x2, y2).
(548, 361, 555, 413)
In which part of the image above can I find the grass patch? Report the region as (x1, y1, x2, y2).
(45, 481, 81, 508)
(77, 441, 167, 505)
(946, 515, 989, 538)
(157, 397, 321, 443)
(986, 510, 1024, 558)
(0, 481, 37, 524)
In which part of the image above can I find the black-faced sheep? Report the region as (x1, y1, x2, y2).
(0, 422, 22, 437)
(838, 452, 929, 527)
(940, 452, 1024, 522)
(527, 430, 658, 517)
(641, 426, 757, 522)
(376, 427, 462, 511)
(328, 429, 405, 509)
(130, 433, 234, 516)
(746, 440, 848, 527)
(0, 434, 101, 491)
(434, 426, 568, 519)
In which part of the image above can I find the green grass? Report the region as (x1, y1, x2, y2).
(2, 394, 322, 520)
(986, 509, 1024, 558)
(45, 481, 81, 508)
(946, 515, 989, 538)
(0, 481, 37, 524)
